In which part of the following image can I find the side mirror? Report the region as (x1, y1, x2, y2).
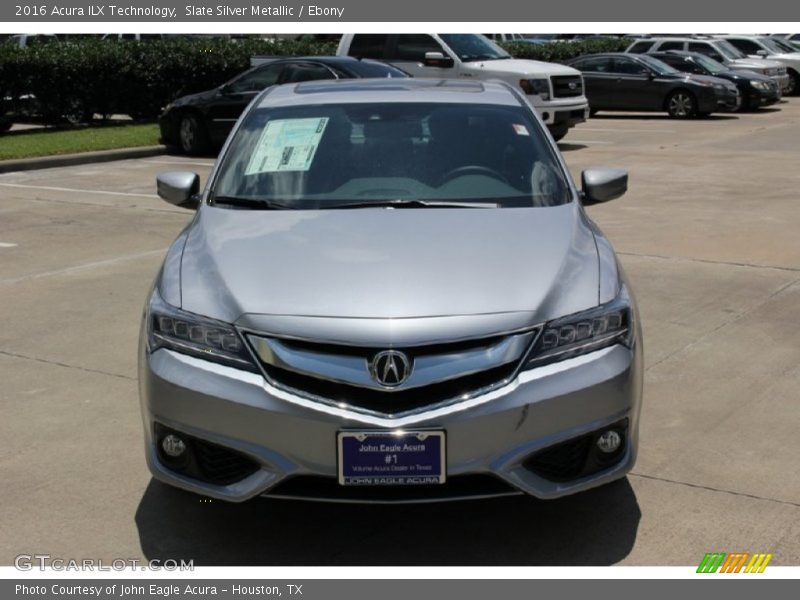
(157, 171, 200, 209)
(756, 50, 769, 57)
(581, 167, 628, 204)
(219, 83, 234, 95)
(424, 51, 454, 68)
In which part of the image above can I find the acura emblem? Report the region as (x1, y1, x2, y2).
(370, 350, 412, 387)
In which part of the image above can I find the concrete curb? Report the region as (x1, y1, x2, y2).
(0, 145, 168, 174)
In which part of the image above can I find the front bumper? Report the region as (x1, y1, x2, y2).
(714, 88, 741, 112)
(139, 333, 643, 503)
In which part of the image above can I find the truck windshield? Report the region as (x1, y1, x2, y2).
(210, 102, 571, 209)
(439, 34, 511, 62)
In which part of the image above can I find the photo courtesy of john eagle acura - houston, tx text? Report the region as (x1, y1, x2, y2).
(139, 77, 642, 504)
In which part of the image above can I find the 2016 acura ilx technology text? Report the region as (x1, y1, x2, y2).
(139, 78, 643, 503)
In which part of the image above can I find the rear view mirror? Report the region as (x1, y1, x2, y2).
(156, 171, 200, 209)
(581, 168, 628, 204)
(424, 51, 454, 68)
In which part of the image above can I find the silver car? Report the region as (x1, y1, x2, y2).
(139, 78, 643, 503)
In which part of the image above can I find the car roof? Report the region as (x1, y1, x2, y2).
(255, 79, 523, 109)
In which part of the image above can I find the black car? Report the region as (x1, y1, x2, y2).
(159, 56, 409, 154)
(648, 51, 781, 111)
(565, 53, 741, 118)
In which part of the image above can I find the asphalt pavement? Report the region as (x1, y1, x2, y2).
(1, 100, 799, 565)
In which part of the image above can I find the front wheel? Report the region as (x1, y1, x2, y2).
(549, 125, 569, 142)
(786, 71, 799, 96)
(178, 114, 209, 155)
(666, 90, 696, 119)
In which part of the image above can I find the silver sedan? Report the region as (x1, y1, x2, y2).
(139, 78, 643, 503)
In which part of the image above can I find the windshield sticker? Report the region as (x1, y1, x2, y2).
(512, 123, 530, 136)
(245, 117, 329, 174)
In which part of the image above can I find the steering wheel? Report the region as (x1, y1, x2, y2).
(437, 165, 509, 187)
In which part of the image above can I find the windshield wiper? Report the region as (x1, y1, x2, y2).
(210, 196, 294, 210)
(321, 199, 498, 210)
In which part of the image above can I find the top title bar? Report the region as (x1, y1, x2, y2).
(4, 0, 800, 22)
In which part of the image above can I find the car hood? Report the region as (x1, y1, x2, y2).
(730, 58, 783, 70)
(462, 58, 581, 78)
(172, 88, 217, 107)
(178, 204, 600, 338)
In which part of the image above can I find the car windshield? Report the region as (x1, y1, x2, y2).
(210, 102, 571, 209)
(759, 37, 794, 54)
(716, 40, 746, 59)
(693, 54, 727, 74)
(439, 34, 511, 62)
(637, 54, 681, 75)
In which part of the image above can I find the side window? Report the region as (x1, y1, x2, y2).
(611, 58, 650, 75)
(658, 41, 685, 51)
(574, 57, 611, 73)
(727, 38, 763, 55)
(281, 63, 337, 84)
(688, 42, 723, 62)
(391, 34, 445, 61)
(227, 64, 284, 94)
(628, 41, 655, 53)
(348, 34, 389, 59)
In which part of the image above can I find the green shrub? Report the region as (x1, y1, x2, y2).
(0, 36, 338, 124)
(0, 36, 626, 125)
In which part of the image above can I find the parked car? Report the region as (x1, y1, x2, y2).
(142, 78, 642, 503)
(484, 33, 548, 45)
(6, 34, 59, 48)
(566, 53, 740, 118)
(337, 33, 590, 141)
(626, 37, 790, 92)
(648, 50, 781, 110)
(772, 34, 800, 50)
(159, 56, 409, 154)
(714, 35, 800, 95)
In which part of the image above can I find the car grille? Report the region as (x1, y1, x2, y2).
(264, 474, 521, 502)
(248, 330, 538, 417)
(194, 440, 260, 485)
(551, 75, 584, 98)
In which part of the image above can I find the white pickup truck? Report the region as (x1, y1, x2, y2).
(337, 34, 590, 140)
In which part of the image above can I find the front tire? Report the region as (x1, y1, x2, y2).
(178, 113, 209, 155)
(786, 70, 800, 96)
(549, 125, 568, 142)
(666, 90, 696, 119)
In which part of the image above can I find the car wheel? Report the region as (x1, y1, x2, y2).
(178, 114, 209, 155)
(786, 71, 800, 96)
(666, 90, 696, 119)
(549, 125, 569, 142)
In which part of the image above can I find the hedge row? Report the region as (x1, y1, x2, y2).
(0, 37, 338, 124)
(0, 36, 630, 125)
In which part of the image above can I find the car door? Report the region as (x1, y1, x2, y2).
(572, 56, 614, 108)
(688, 42, 727, 64)
(205, 62, 285, 144)
(386, 34, 457, 78)
(609, 57, 658, 110)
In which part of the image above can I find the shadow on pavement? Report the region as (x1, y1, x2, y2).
(591, 113, 738, 121)
(135, 477, 641, 565)
(557, 143, 589, 152)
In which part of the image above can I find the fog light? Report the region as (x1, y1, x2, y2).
(161, 434, 187, 458)
(596, 430, 622, 454)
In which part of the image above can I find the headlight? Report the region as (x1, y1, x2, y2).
(524, 285, 633, 369)
(519, 78, 550, 100)
(147, 289, 258, 372)
(750, 80, 770, 90)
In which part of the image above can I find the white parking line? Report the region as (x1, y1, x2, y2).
(0, 249, 166, 285)
(578, 128, 675, 133)
(563, 140, 615, 145)
(0, 242, 18, 248)
(0, 182, 158, 198)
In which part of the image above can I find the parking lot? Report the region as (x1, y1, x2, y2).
(1, 99, 799, 566)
